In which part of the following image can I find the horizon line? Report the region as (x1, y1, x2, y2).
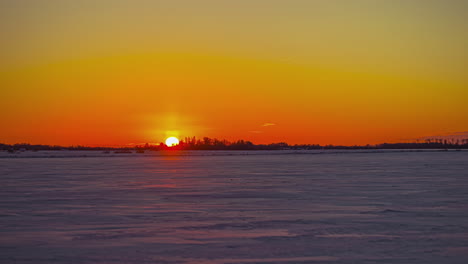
(2, 137, 467, 149)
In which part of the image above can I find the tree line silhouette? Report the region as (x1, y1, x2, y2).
(1, 136, 468, 152)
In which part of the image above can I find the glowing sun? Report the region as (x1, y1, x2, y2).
(165, 136, 179, 147)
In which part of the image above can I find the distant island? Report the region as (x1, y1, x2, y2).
(1, 137, 467, 152)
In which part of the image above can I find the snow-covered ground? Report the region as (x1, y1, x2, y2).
(1, 150, 467, 263)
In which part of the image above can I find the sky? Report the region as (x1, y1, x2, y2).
(1, 0, 467, 146)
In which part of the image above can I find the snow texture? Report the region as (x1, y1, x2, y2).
(1, 150, 468, 263)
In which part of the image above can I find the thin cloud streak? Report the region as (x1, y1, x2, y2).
(262, 123, 276, 127)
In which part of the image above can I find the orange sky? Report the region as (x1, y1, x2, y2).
(1, 1, 467, 146)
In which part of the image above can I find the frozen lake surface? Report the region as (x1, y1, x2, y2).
(1, 150, 468, 263)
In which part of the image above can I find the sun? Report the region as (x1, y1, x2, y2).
(165, 136, 179, 147)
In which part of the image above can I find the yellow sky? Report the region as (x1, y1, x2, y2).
(1, 0, 467, 145)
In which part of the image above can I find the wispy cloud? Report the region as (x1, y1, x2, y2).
(447, 131, 468, 136)
(417, 131, 468, 140)
(262, 123, 276, 127)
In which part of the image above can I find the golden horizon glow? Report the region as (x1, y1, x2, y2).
(0, 1, 467, 146)
(165, 137, 179, 147)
